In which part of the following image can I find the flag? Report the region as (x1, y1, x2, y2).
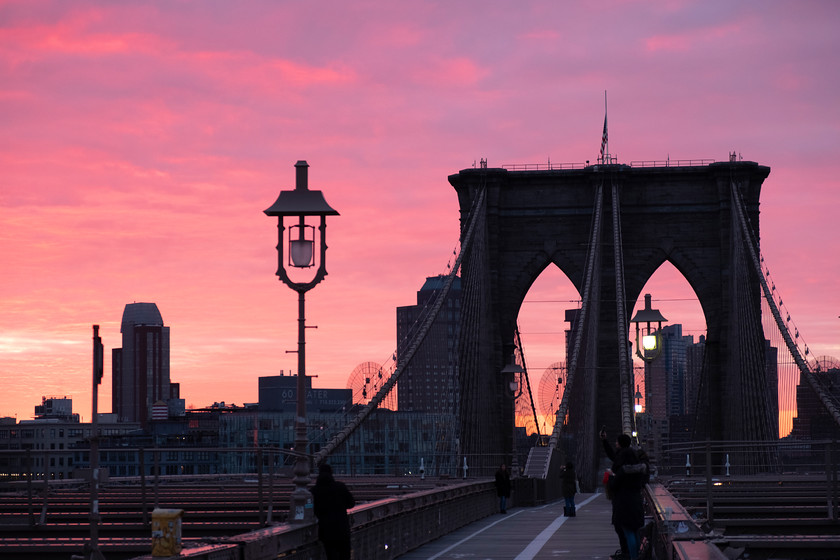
(93, 325, 103, 385)
(599, 114, 608, 160)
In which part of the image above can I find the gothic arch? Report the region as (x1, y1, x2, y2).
(450, 161, 772, 471)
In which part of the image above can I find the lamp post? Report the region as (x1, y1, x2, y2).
(630, 295, 665, 450)
(634, 385, 643, 414)
(630, 293, 667, 361)
(632, 384, 643, 440)
(502, 358, 524, 475)
(264, 161, 339, 523)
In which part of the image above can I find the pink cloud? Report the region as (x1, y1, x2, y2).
(644, 34, 691, 52)
(644, 19, 745, 53)
(1, 1, 839, 426)
(409, 56, 488, 87)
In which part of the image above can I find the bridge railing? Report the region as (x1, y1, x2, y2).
(654, 439, 840, 529)
(644, 482, 727, 560)
(130, 479, 499, 560)
(658, 439, 840, 478)
(501, 161, 587, 170)
(629, 158, 715, 167)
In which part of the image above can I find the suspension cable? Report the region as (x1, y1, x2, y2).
(731, 179, 840, 429)
(514, 325, 542, 440)
(611, 177, 634, 436)
(550, 179, 605, 448)
(314, 182, 488, 464)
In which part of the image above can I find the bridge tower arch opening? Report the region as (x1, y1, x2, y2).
(450, 161, 776, 486)
(631, 261, 708, 464)
(513, 262, 581, 462)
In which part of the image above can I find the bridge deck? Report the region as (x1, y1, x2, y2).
(396, 492, 623, 560)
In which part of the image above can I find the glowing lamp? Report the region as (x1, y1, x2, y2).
(630, 294, 667, 361)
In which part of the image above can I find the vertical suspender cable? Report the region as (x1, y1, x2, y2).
(731, 180, 840, 429)
(314, 183, 488, 464)
(550, 179, 605, 448)
(611, 177, 634, 436)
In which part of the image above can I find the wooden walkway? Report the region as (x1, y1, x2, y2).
(396, 492, 623, 559)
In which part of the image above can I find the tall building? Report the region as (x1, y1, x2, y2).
(790, 366, 840, 440)
(641, 324, 693, 463)
(396, 275, 461, 413)
(684, 335, 705, 417)
(112, 303, 179, 427)
(764, 339, 779, 435)
(645, 324, 689, 422)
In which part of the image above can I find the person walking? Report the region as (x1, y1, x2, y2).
(494, 463, 512, 513)
(601, 430, 647, 560)
(311, 463, 356, 560)
(561, 461, 577, 516)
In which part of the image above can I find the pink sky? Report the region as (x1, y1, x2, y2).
(2, 1, 839, 423)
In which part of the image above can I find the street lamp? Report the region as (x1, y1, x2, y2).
(630, 384, 645, 440)
(502, 360, 524, 398)
(265, 160, 339, 523)
(502, 358, 524, 474)
(630, 294, 667, 361)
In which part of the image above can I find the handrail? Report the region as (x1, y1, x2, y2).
(629, 159, 714, 167)
(500, 159, 715, 171)
(502, 162, 587, 171)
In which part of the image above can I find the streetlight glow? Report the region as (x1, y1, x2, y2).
(630, 293, 667, 361)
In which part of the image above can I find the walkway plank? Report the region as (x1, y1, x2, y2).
(396, 493, 622, 559)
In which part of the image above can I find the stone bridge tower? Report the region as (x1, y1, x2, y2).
(449, 161, 774, 476)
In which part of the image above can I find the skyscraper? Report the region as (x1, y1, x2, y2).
(396, 275, 461, 413)
(112, 303, 175, 427)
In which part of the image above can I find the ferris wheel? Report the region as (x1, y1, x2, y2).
(811, 355, 840, 373)
(346, 361, 397, 410)
(537, 362, 566, 427)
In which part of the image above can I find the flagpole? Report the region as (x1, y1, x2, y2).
(604, 90, 608, 162)
(599, 90, 609, 164)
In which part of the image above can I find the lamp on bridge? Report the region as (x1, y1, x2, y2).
(630, 294, 667, 361)
(502, 358, 524, 398)
(632, 384, 644, 439)
(265, 160, 339, 523)
(502, 358, 525, 473)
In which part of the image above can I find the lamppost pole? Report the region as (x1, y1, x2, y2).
(502, 358, 524, 475)
(290, 288, 309, 519)
(265, 161, 338, 523)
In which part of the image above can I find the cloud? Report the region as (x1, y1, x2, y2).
(1, 0, 839, 423)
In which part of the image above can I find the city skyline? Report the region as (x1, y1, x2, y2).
(2, 2, 839, 421)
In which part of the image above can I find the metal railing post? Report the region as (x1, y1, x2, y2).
(140, 448, 148, 525)
(827, 441, 837, 520)
(26, 448, 33, 527)
(154, 448, 160, 509)
(257, 448, 265, 526)
(705, 440, 714, 527)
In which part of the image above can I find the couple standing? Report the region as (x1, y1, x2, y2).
(601, 429, 650, 560)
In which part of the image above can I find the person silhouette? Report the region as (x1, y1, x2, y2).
(495, 463, 512, 513)
(311, 463, 355, 560)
